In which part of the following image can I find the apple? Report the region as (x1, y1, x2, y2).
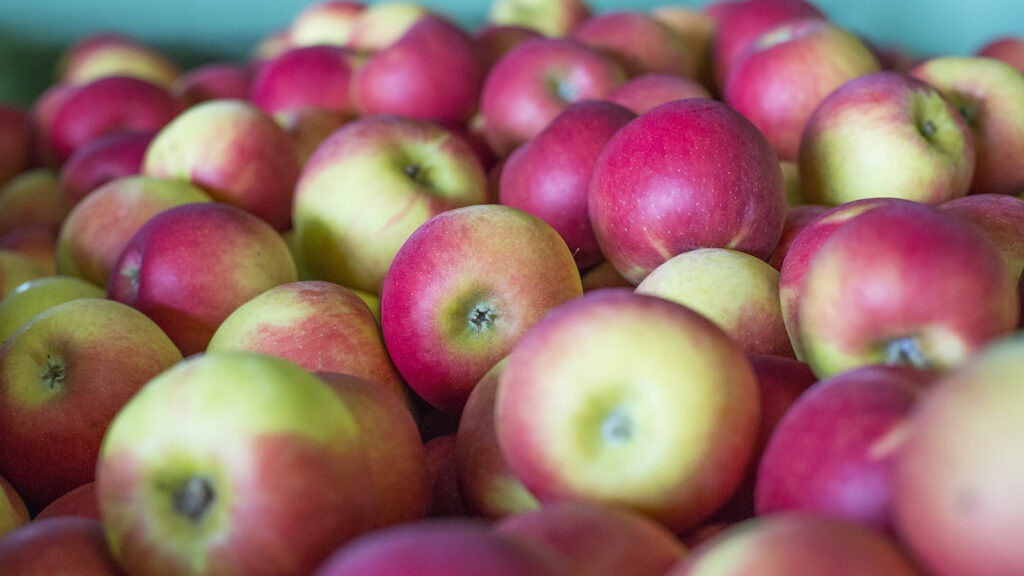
(607, 73, 713, 115)
(635, 247, 794, 357)
(495, 289, 761, 534)
(0, 472, 30, 538)
(29, 82, 78, 169)
(455, 359, 540, 519)
(0, 275, 106, 341)
(723, 17, 881, 162)
(649, 4, 719, 89)
(315, 371, 430, 528)
(0, 226, 59, 277)
(33, 482, 100, 522)
(474, 24, 543, 75)
(486, 0, 591, 38)
(288, 0, 366, 48)
(0, 104, 32, 188)
(96, 351, 380, 576)
(977, 35, 1024, 73)
(55, 32, 180, 89)
(422, 434, 467, 517)
(0, 517, 127, 575)
(891, 333, 1024, 576)
(312, 518, 571, 576)
(354, 15, 484, 126)
(344, 1, 431, 53)
(0, 298, 183, 514)
(46, 75, 181, 164)
(909, 55, 1024, 196)
(798, 200, 1019, 379)
(571, 10, 694, 78)
(171, 61, 254, 108)
(57, 129, 155, 208)
(478, 36, 627, 156)
(106, 202, 298, 357)
(495, 500, 688, 576)
(799, 71, 976, 206)
(498, 99, 636, 271)
(291, 114, 487, 295)
(754, 364, 933, 534)
(141, 98, 301, 231)
(250, 44, 361, 124)
(589, 97, 786, 285)
(766, 203, 829, 271)
(0, 249, 52, 300)
(56, 174, 213, 288)
(665, 511, 923, 575)
(0, 167, 67, 238)
(710, 0, 826, 90)
(580, 259, 634, 291)
(380, 203, 583, 414)
(207, 280, 409, 403)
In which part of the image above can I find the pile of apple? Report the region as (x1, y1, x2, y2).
(1, 0, 1024, 574)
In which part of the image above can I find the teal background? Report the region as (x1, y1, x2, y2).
(1, 0, 1022, 108)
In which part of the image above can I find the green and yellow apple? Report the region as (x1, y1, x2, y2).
(0, 275, 106, 341)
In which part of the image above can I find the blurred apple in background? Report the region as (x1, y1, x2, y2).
(0, 275, 106, 341)
(479, 36, 626, 156)
(498, 99, 636, 271)
(494, 501, 688, 576)
(486, 0, 591, 37)
(0, 168, 67, 238)
(32, 482, 100, 522)
(636, 247, 794, 357)
(207, 280, 409, 402)
(0, 298, 183, 514)
(649, 4, 718, 89)
(474, 24, 542, 75)
(0, 227, 59, 276)
(354, 15, 484, 126)
(422, 434, 466, 518)
(589, 97, 786, 285)
(0, 473, 30, 538)
(171, 61, 254, 107)
(0, 517, 128, 575)
(345, 1, 431, 53)
(142, 98, 301, 231)
(0, 249, 52, 299)
(106, 202, 298, 356)
(607, 73, 712, 115)
(910, 55, 1024, 196)
(380, 204, 582, 415)
(665, 511, 923, 576)
(723, 17, 881, 162)
(56, 174, 212, 288)
(800, 71, 976, 206)
(96, 352, 379, 576)
(292, 114, 487, 294)
(766, 203, 829, 271)
(287, 0, 366, 48)
(571, 10, 693, 78)
(57, 129, 154, 207)
(496, 289, 761, 534)
(55, 32, 180, 89)
(976, 35, 1024, 73)
(0, 104, 32, 188)
(754, 364, 932, 534)
(29, 82, 78, 168)
(892, 334, 1024, 576)
(798, 200, 1019, 379)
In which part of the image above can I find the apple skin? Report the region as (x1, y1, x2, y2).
(0, 168, 67, 238)
(0, 517, 128, 575)
(0, 275, 106, 341)
(0, 298, 183, 514)
(454, 359, 540, 519)
(56, 32, 180, 89)
(635, 247, 794, 357)
(422, 434, 467, 518)
(589, 97, 786, 285)
(292, 114, 488, 295)
(96, 351, 379, 576)
(354, 15, 484, 126)
(479, 36, 627, 156)
(142, 98, 301, 231)
(0, 249, 52, 300)
(607, 73, 713, 115)
(649, 4, 719, 89)
(172, 62, 254, 108)
(380, 204, 583, 415)
(47, 75, 181, 164)
(665, 511, 924, 576)
(800, 71, 976, 206)
(287, 0, 366, 48)
(344, 2, 431, 54)
(891, 334, 1024, 576)
(498, 99, 636, 271)
(207, 280, 409, 403)
(33, 482, 100, 522)
(754, 364, 933, 534)
(767, 203, 829, 271)
(474, 24, 543, 75)
(29, 82, 79, 169)
(495, 289, 761, 534)
(495, 501, 689, 576)
(571, 10, 694, 78)
(0, 104, 32, 188)
(58, 129, 154, 208)
(312, 518, 572, 576)
(0, 227, 59, 277)
(0, 472, 30, 538)
(723, 17, 881, 162)
(798, 200, 1020, 379)
(486, 0, 592, 38)
(909, 55, 1024, 196)
(250, 44, 361, 124)
(56, 175, 213, 288)
(977, 35, 1024, 73)
(106, 202, 298, 357)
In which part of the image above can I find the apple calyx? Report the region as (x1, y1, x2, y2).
(546, 75, 579, 103)
(40, 354, 68, 390)
(171, 476, 217, 523)
(601, 406, 635, 444)
(884, 335, 934, 370)
(403, 162, 423, 181)
(469, 302, 498, 332)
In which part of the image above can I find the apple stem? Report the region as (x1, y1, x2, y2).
(885, 336, 933, 370)
(403, 163, 421, 181)
(40, 355, 67, 390)
(919, 119, 937, 139)
(173, 476, 216, 523)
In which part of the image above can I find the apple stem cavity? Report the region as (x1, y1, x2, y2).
(173, 476, 217, 523)
(403, 163, 422, 181)
(601, 407, 635, 444)
(469, 303, 497, 331)
(884, 336, 933, 370)
(40, 354, 67, 390)
(919, 119, 937, 139)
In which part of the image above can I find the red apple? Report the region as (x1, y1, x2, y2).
(607, 73, 713, 115)
(422, 434, 467, 518)
(250, 44, 361, 123)
(589, 97, 786, 285)
(766, 203, 829, 271)
(0, 104, 32, 188)
(171, 61, 253, 108)
(380, 203, 583, 414)
(0, 167, 67, 238)
(977, 35, 1024, 73)
(0, 517, 127, 575)
(571, 10, 694, 78)
(57, 129, 154, 207)
(474, 24, 543, 75)
(106, 202, 298, 356)
(33, 482, 100, 522)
